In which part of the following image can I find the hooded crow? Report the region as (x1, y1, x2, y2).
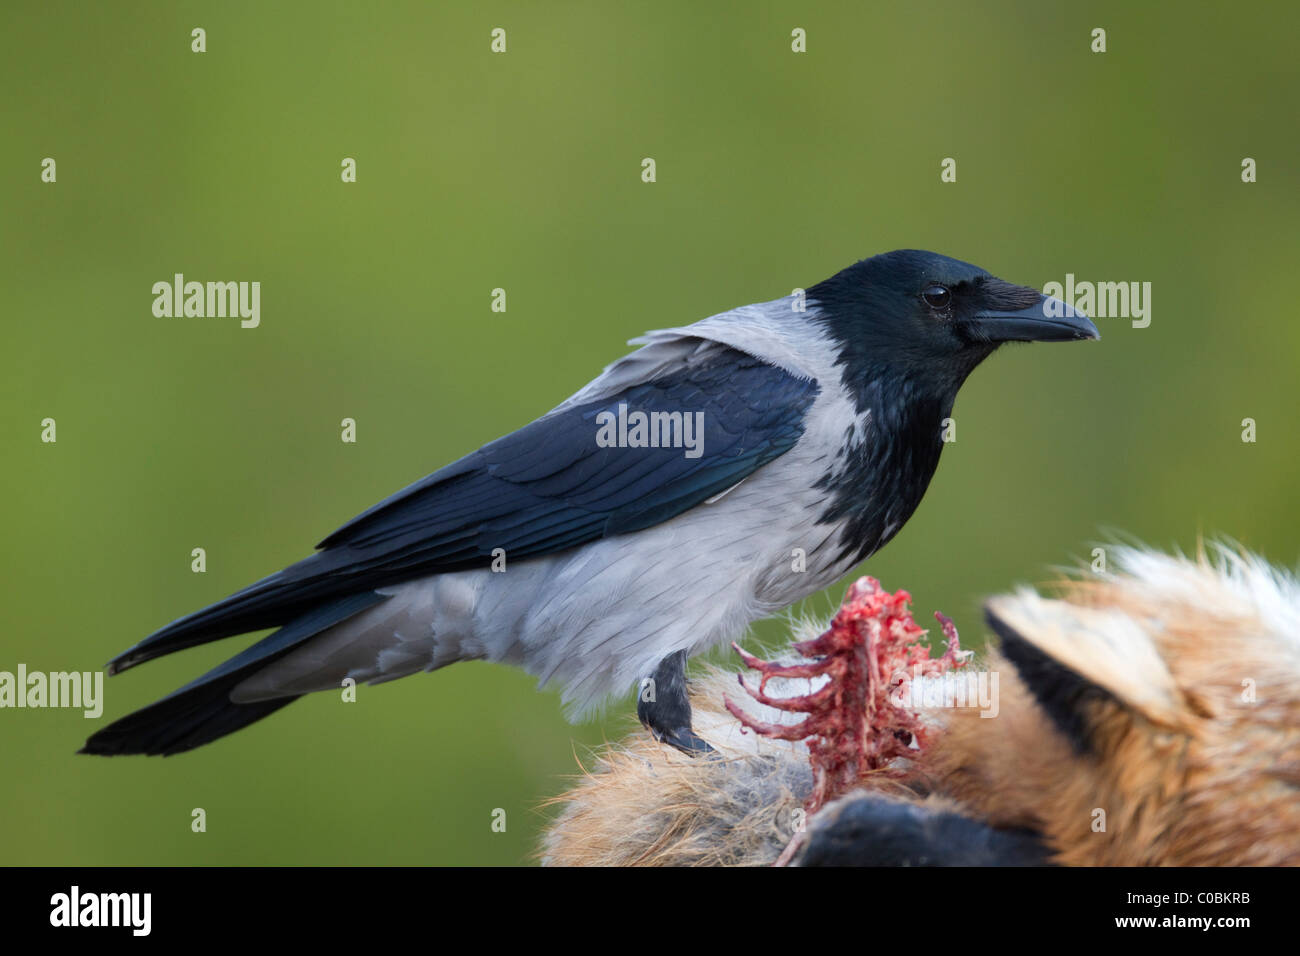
(82, 249, 1097, 757)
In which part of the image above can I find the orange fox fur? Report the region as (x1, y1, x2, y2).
(542, 545, 1300, 866)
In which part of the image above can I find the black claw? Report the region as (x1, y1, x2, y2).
(659, 726, 715, 756)
(637, 650, 715, 756)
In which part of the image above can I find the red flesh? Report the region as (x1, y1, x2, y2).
(725, 576, 965, 814)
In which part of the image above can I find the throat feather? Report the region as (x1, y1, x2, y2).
(814, 378, 950, 566)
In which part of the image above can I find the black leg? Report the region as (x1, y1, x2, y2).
(636, 650, 714, 755)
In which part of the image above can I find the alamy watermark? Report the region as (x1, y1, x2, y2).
(595, 404, 706, 459)
(888, 666, 999, 718)
(1, 665, 103, 717)
(152, 274, 260, 328)
(1043, 274, 1151, 328)
(50, 886, 150, 936)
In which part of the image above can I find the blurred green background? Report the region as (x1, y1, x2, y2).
(2, 1, 1297, 865)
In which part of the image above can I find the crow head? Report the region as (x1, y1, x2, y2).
(808, 249, 1098, 399)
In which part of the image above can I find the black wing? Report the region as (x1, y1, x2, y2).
(108, 345, 819, 673)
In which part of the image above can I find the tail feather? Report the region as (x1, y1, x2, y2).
(82, 591, 387, 756)
(104, 553, 337, 676)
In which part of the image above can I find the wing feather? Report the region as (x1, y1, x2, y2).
(108, 340, 818, 673)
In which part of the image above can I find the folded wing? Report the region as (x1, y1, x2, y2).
(107, 341, 820, 675)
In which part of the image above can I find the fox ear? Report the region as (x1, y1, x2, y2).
(984, 592, 1185, 752)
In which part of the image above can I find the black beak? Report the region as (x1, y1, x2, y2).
(970, 293, 1099, 343)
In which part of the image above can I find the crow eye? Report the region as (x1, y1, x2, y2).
(921, 285, 951, 310)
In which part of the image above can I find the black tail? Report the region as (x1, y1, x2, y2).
(82, 592, 386, 756)
(105, 552, 342, 676)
